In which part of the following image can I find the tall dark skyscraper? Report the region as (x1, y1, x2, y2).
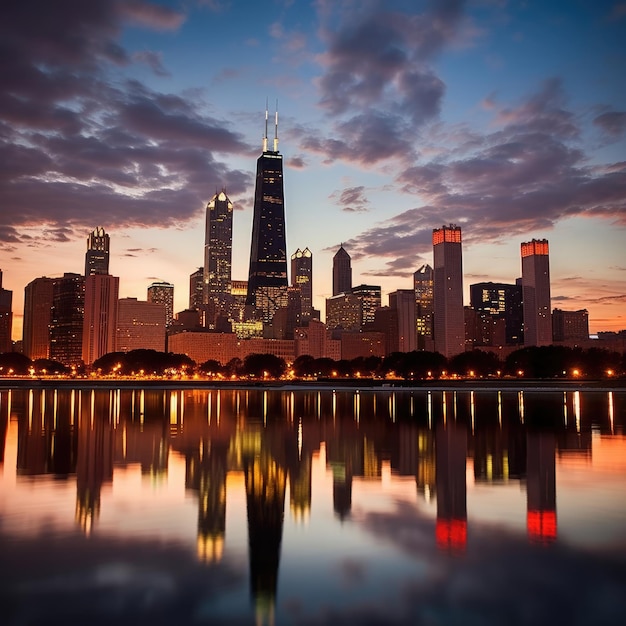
(50, 273, 85, 366)
(291, 247, 312, 321)
(147, 281, 174, 328)
(246, 109, 288, 323)
(84, 227, 110, 276)
(414, 264, 434, 351)
(23, 277, 55, 359)
(332, 245, 352, 296)
(521, 239, 551, 347)
(189, 268, 204, 311)
(433, 225, 465, 358)
(0, 270, 12, 353)
(204, 190, 233, 324)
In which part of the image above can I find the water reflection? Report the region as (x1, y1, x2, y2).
(1, 387, 625, 624)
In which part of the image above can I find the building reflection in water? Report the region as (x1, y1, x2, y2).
(0, 385, 624, 615)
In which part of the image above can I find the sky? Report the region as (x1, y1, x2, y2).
(1, 0, 625, 341)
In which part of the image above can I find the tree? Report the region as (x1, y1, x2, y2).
(292, 354, 316, 378)
(0, 352, 32, 375)
(199, 359, 222, 376)
(448, 350, 501, 377)
(242, 353, 286, 379)
(32, 358, 69, 375)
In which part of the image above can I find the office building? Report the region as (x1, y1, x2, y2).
(552, 308, 589, 342)
(389, 289, 416, 352)
(414, 264, 434, 351)
(433, 225, 465, 358)
(332, 245, 352, 296)
(351, 284, 381, 326)
(50, 273, 85, 365)
(84, 226, 110, 276)
(370, 307, 399, 356)
(189, 267, 204, 312)
(291, 248, 313, 321)
(0, 270, 12, 353)
(117, 298, 166, 352)
(469, 282, 523, 346)
(246, 108, 288, 323)
(325, 293, 362, 332)
(82, 274, 119, 365)
(204, 190, 233, 324)
(147, 281, 174, 328)
(23, 277, 55, 359)
(521, 239, 551, 347)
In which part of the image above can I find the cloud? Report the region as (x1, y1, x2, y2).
(333, 186, 370, 213)
(594, 111, 626, 138)
(340, 80, 626, 267)
(0, 0, 254, 245)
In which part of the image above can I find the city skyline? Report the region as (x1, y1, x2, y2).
(1, 1, 625, 340)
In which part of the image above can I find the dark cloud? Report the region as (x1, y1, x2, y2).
(0, 0, 253, 246)
(594, 111, 626, 138)
(333, 186, 370, 213)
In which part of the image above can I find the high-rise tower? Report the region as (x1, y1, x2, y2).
(433, 225, 464, 358)
(204, 190, 233, 324)
(85, 227, 110, 276)
(521, 239, 551, 347)
(291, 248, 312, 321)
(0, 270, 13, 353)
(23, 277, 55, 359)
(414, 264, 434, 351)
(332, 245, 352, 296)
(50, 273, 85, 366)
(147, 281, 174, 328)
(246, 107, 288, 323)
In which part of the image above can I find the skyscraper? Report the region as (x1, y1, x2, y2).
(389, 289, 416, 352)
(116, 298, 166, 352)
(521, 239, 551, 347)
(351, 284, 381, 326)
(147, 281, 174, 328)
(82, 274, 119, 364)
(204, 190, 233, 323)
(433, 225, 465, 358)
(246, 108, 288, 323)
(469, 282, 523, 345)
(291, 248, 312, 321)
(0, 270, 13, 353)
(84, 227, 110, 276)
(23, 277, 55, 359)
(414, 264, 434, 351)
(50, 273, 85, 365)
(189, 267, 204, 311)
(332, 245, 352, 296)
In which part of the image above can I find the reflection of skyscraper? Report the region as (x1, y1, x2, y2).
(50, 273, 84, 366)
(526, 431, 557, 543)
(291, 248, 313, 321)
(414, 264, 434, 351)
(23, 277, 54, 359)
(147, 281, 174, 328)
(204, 191, 234, 325)
(435, 421, 467, 552)
(0, 270, 13, 353)
(246, 110, 288, 323)
(332, 245, 352, 296)
(521, 239, 551, 347)
(84, 226, 110, 276)
(433, 225, 464, 358)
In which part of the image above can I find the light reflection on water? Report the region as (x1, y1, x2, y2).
(0, 386, 625, 625)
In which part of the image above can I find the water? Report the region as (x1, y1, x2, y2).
(0, 385, 625, 625)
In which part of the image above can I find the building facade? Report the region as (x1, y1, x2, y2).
(521, 239, 551, 347)
(117, 298, 166, 352)
(50, 273, 85, 365)
(291, 248, 313, 321)
(204, 190, 233, 325)
(246, 112, 288, 323)
(147, 281, 174, 328)
(469, 282, 523, 346)
(325, 293, 362, 332)
(0, 270, 13, 353)
(389, 289, 416, 353)
(433, 225, 465, 358)
(552, 308, 589, 342)
(189, 267, 204, 313)
(414, 264, 434, 351)
(82, 274, 119, 365)
(332, 245, 352, 296)
(23, 277, 55, 359)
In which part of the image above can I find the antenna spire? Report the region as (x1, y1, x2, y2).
(263, 98, 269, 152)
(273, 99, 279, 152)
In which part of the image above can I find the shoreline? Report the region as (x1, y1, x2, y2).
(1, 377, 624, 393)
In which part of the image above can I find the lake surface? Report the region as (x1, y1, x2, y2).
(1, 386, 625, 625)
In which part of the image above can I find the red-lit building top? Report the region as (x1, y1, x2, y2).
(432, 225, 462, 246)
(521, 239, 549, 257)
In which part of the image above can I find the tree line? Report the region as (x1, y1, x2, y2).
(1, 345, 623, 379)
